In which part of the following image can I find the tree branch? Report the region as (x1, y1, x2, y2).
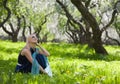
(101, 1, 119, 32)
(22, 15, 26, 42)
(41, 11, 55, 26)
(56, 0, 85, 33)
(2, 25, 12, 36)
(105, 30, 120, 45)
(16, 16, 21, 33)
(85, 0, 91, 8)
(0, 0, 11, 27)
(71, 0, 101, 34)
(9, 22, 15, 33)
(101, 10, 117, 32)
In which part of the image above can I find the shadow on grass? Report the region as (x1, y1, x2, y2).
(75, 53, 120, 61)
(0, 59, 17, 73)
(48, 43, 120, 61)
(0, 46, 21, 54)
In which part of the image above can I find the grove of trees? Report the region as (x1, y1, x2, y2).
(0, 0, 120, 55)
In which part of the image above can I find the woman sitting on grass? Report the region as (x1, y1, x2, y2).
(15, 34, 50, 75)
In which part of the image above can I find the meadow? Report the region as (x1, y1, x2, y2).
(0, 40, 120, 84)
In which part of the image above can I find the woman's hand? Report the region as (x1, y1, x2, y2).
(36, 43, 50, 56)
(42, 70, 48, 74)
(39, 65, 47, 74)
(36, 43, 39, 46)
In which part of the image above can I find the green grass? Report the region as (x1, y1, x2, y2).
(0, 40, 120, 84)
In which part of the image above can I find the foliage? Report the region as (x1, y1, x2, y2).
(57, 15, 67, 34)
(0, 1, 6, 22)
(0, 0, 55, 39)
(0, 40, 120, 84)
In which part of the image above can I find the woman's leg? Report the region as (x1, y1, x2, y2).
(36, 54, 47, 69)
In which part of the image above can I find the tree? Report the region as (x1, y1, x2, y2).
(2, 16, 21, 42)
(1, 0, 26, 42)
(0, 0, 59, 42)
(71, 0, 120, 54)
(70, 0, 108, 54)
(27, 0, 55, 42)
(55, 0, 119, 54)
(1, 0, 33, 42)
(56, 0, 86, 44)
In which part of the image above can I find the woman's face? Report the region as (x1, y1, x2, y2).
(28, 34, 38, 44)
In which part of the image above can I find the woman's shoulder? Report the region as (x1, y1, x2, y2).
(21, 47, 30, 56)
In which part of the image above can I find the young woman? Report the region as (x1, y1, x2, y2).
(15, 34, 50, 74)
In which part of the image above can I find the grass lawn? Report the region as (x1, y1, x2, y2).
(0, 40, 120, 84)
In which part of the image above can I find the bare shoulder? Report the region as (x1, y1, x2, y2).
(21, 48, 30, 56)
(20, 47, 33, 63)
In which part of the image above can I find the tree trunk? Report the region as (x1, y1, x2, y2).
(71, 0, 108, 55)
(1, 16, 21, 42)
(29, 23, 32, 35)
(22, 27, 26, 42)
(22, 15, 26, 42)
(84, 21, 93, 47)
(12, 34, 18, 42)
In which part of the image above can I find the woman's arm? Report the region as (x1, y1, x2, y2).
(36, 44, 50, 56)
(21, 49, 33, 63)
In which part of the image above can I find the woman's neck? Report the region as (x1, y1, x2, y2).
(27, 43, 36, 49)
